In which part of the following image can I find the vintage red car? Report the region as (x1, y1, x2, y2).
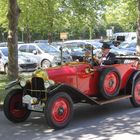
(3, 56, 140, 129)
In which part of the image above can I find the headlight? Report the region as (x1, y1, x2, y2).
(44, 81, 50, 89)
(54, 56, 61, 61)
(20, 79, 26, 87)
(44, 80, 55, 89)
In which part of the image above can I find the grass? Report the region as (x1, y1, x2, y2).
(0, 72, 33, 105)
(0, 74, 9, 105)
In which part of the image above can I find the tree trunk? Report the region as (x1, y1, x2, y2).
(89, 26, 93, 39)
(7, 0, 20, 80)
(48, 32, 52, 44)
(137, 0, 140, 55)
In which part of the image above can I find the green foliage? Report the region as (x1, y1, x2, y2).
(0, 74, 9, 104)
(0, 0, 8, 29)
(0, 0, 138, 40)
(105, 0, 137, 32)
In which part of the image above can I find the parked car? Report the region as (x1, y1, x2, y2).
(0, 47, 38, 73)
(51, 42, 63, 50)
(100, 40, 136, 56)
(63, 40, 102, 61)
(113, 32, 136, 42)
(3, 55, 140, 129)
(110, 44, 136, 56)
(118, 40, 137, 52)
(0, 53, 3, 71)
(0, 42, 24, 47)
(34, 40, 48, 43)
(18, 43, 60, 68)
(40, 43, 72, 63)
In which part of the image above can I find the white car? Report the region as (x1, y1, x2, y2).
(18, 43, 60, 68)
(0, 47, 38, 73)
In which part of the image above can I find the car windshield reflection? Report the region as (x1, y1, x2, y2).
(37, 43, 59, 53)
(1, 47, 8, 56)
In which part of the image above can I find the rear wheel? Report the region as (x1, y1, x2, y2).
(44, 92, 73, 129)
(3, 89, 31, 123)
(130, 79, 140, 107)
(99, 68, 121, 99)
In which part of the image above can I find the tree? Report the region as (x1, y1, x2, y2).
(7, 0, 20, 80)
(105, 0, 137, 32)
(137, 0, 140, 54)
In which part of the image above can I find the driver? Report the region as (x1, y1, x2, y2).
(94, 42, 116, 65)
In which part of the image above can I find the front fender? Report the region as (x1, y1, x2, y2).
(48, 83, 99, 105)
(5, 79, 20, 90)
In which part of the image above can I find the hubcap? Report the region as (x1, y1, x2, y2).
(10, 94, 27, 118)
(52, 98, 70, 123)
(58, 107, 64, 115)
(104, 72, 119, 95)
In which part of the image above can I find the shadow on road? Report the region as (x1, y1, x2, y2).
(1, 99, 140, 140)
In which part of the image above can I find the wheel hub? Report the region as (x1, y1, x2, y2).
(58, 107, 64, 116)
(109, 80, 114, 87)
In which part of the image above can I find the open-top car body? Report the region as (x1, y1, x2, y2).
(3, 55, 140, 129)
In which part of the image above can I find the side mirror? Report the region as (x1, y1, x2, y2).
(32, 50, 37, 55)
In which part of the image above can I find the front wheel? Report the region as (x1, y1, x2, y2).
(130, 79, 140, 107)
(3, 89, 31, 123)
(41, 59, 51, 69)
(44, 92, 73, 129)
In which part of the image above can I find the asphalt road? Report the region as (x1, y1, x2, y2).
(1, 100, 140, 140)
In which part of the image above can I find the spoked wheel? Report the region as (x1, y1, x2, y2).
(130, 79, 140, 107)
(44, 92, 73, 129)
(99, 68, 121, 99)
(41, 59, 51, 68)
(4, 89, 31, 123)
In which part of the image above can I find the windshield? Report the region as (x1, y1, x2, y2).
(37, 43, 59, 53)
(0, 48, 8, 56)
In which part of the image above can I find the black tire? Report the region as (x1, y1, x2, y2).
(3, 89, 31, 123)
(44, 92, 73, 129)
(130, 78, 140, 107)
(99, 67, 121, 99)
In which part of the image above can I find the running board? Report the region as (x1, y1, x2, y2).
(83, 95, 132, 105)
(95, 95, 132, 105)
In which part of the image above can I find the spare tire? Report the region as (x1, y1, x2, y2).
(99, 67, 121, 99)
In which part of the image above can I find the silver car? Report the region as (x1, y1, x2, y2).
(18, 43, 72, 68)
(0, 47, 38, 73)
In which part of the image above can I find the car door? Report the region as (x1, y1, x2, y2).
(28, 45, 43, 64)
